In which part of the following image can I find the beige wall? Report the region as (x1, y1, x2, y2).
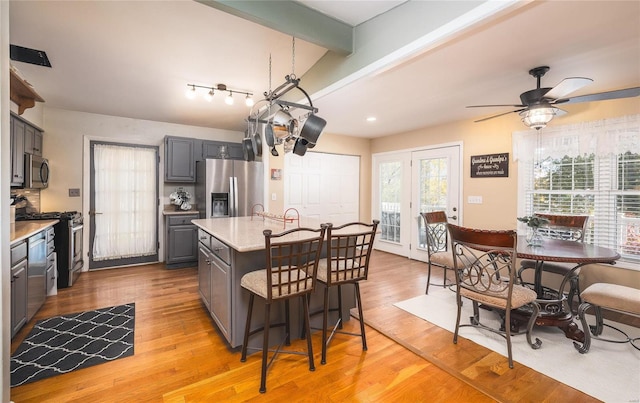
(371, 97, 640, 230)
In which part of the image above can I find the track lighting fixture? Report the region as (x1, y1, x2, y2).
(185, 83, 252, 106)
(225, 91, 234, 105)
(185, 84, 196, 99)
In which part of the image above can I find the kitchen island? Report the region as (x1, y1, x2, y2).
(192, 216, 354, 349)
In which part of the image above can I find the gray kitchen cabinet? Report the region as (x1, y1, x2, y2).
(197, 229, 231, 342)
(10, 116, 25, 186)
(166, 214, 199, 267)
(202, 140, 244, 160)
(24, 124, 43, 156)
(165, 136, 196, 182)
(11, 240, 28, 338)
(198, 236, 213, 311)
(45, 226, 56, 295)
(27, 230, 47, 322)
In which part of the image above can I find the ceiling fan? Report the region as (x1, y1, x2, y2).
(467, 66, 640, 130)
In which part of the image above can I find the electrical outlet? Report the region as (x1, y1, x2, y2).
(271, 193, 277, 201)
(69, 188, 81, 197)
(468, 195, 483, 204)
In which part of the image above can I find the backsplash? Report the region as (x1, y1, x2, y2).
(11, 189, 40, 214)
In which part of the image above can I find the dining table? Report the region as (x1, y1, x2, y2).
(514, 237, 621, 342)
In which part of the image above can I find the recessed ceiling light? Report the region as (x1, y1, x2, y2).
(366, 116, 377, 122)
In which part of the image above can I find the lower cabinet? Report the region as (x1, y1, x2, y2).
(198, 242, 212, 311)
(166, 214, 199, 267)
(11, 240, 28, 338)
(197, 229, 232, 343)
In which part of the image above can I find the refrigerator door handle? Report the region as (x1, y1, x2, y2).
(231, 177, 239, 217)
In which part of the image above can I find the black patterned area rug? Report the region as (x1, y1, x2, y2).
(11, 303, 135, 387)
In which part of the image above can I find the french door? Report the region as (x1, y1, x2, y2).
(89, 141, 159, 269)
(372, 144, 461, 260)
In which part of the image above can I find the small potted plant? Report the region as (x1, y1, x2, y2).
(517, 215, 550, 246)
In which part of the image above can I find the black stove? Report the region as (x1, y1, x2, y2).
(16, 211, 81, 221)
(16, 211, 84, 289)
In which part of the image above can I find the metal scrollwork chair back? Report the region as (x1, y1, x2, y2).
(449, 224, 541, 369)
(420, 211, 455, 294)
(519, 213, 589, 311)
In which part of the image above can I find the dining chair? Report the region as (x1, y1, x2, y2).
(240, 225, 327, 393)
(448, 224, 542, 369)
(518, 213, 589, 310)
(315, 220, 379, 365)
(420, 211, 455, 294)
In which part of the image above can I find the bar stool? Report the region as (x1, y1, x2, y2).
(316, 220, 379, 365)
(240, 225, 327, 393)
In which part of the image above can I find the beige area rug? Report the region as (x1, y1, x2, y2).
(394, 288, 640, 403)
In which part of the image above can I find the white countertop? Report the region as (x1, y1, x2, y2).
(192, 216, 326, 252)
(10, 220, 59, 245)
(192, 216, 376, 253)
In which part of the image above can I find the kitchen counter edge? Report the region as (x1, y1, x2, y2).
(10, 220, 59, 245)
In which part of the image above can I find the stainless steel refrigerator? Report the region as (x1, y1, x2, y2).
(195, 159, 264, 219)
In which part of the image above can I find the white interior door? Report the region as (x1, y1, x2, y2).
(285, 152, 360, 223)
(410, 146, 461, 262)
(372, 144, 461, 259)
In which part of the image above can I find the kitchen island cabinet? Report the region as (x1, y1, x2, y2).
(192, 216, 354, 349)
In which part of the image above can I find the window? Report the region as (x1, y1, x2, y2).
(514, 114, 640, 266)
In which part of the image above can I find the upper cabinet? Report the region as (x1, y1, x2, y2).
(10, 69, 44, 115)
(165, 136, 196, 182)
(164, 136, 247, 183)
(10, 117, 25, 187)
(24, 123, 43, 156)
(202, 140, 244, 160)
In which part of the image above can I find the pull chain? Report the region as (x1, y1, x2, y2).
(291, 37, 296, 79)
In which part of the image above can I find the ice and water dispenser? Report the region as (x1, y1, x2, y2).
(211, 193, 229, 217)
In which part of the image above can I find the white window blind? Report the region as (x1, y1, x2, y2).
(514, 114, 640, 266)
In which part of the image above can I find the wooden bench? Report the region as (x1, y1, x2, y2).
(574, 283, 640, 353)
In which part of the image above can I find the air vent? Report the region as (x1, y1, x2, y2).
(10, 45, 52, 67)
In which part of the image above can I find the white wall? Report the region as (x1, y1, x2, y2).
(41, 107, 243, 212)
(41, 107, 244, 265)
(1, 1, 10, 398)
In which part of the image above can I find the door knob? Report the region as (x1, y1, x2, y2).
(448, 215, 458, 220)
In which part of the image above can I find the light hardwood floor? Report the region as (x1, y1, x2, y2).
(10, 251, 598, 402)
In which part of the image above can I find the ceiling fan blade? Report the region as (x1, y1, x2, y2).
(555, 87, 640, 105)
(467, 104, 525, 108)
(474, 108, 526, 123)
(544, 77, 593, 100)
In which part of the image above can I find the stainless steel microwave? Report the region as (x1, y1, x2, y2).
(25, 154, 49, 189)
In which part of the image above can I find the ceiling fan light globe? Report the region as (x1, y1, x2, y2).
(520, 106, 556, 130)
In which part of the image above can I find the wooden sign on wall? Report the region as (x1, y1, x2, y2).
(470, 153, 509, 178)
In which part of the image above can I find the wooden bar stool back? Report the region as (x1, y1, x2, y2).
(316, 220, 379, 365)
(240, 225, 327, 393)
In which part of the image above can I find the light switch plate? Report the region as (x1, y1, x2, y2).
(468, 195, 483, 204)
(69, 188, 81, 197)
(271, 193, 277, 201)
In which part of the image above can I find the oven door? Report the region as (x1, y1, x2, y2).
(69, 223, 84, 285)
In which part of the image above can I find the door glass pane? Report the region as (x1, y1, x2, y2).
(380, 161, 402, 243)
(418, 157, 448, 249)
